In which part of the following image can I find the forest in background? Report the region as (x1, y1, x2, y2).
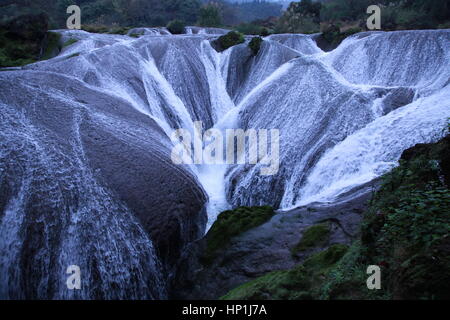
(1, 0, 449, 33)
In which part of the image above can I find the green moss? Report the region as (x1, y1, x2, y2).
(62, 38, 78, 48)
(129, 33, 140, 38)
(201, 206, 275, 265)
(291, 223, 330, 255)
(215, 31, 245, 52)
(248, 37, 263, 56)
(221, 244, 348, 300)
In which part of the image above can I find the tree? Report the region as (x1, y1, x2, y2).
(198, 3, 222, 27)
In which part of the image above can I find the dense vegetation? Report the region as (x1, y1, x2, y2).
(0, 13, 56, 67)
(213, 30, 245, 51)
(0, 0, 283, 29)
(222, 134, 450, 300)
(274, 0, 450, 34)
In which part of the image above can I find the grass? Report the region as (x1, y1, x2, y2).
(215, 31, 245, 52)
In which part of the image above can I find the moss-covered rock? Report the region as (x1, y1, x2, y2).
(201, 206, 275, 265)
(167, 19, 185, 35)
(248, 37, 263, 56)
(291, 223, 330, 255)
(221, 244, 348, 300)
(213, 31, 245, 52)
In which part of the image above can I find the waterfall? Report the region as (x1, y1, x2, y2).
(0, 27, 449, 299)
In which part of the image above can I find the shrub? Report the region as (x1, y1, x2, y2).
(260, 27, 270, 37)
(198, 4, 222, 27)
(215, 31, 245, 51)
(167, 19, 186, 35)
(248, 36, 263, 55)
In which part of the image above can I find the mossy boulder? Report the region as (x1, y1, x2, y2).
(221, 244, 348, 300)
(201, 206, 275, 265)
(213, 31, 245, 52)
(167, 20, 186, 35)
(291, 223, 330, 255)
(248, 37, 263, 56)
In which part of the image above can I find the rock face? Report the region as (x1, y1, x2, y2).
(172, 188, 374, 300)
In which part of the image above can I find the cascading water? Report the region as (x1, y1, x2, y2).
(0, 26, 449, 299)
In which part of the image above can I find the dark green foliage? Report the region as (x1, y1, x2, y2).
(260, 27, 270, 37)
(275, 1, 322, 34)
(291, 223, 330, 255)
(0, 13, 51, 67)
(215, 31, 245, 52)
(325, 135, 450, 300)
(167, 19, 185, 35)
(202, 206, 275, 265)
(221, 244, 349, 300)
(198, 4, 222, 28)
(248, 36, 263, 55)
(276, 0, 450, 35)
(320, 24, 362, 49)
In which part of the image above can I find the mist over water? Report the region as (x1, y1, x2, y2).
(0, 27, 449, 299)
